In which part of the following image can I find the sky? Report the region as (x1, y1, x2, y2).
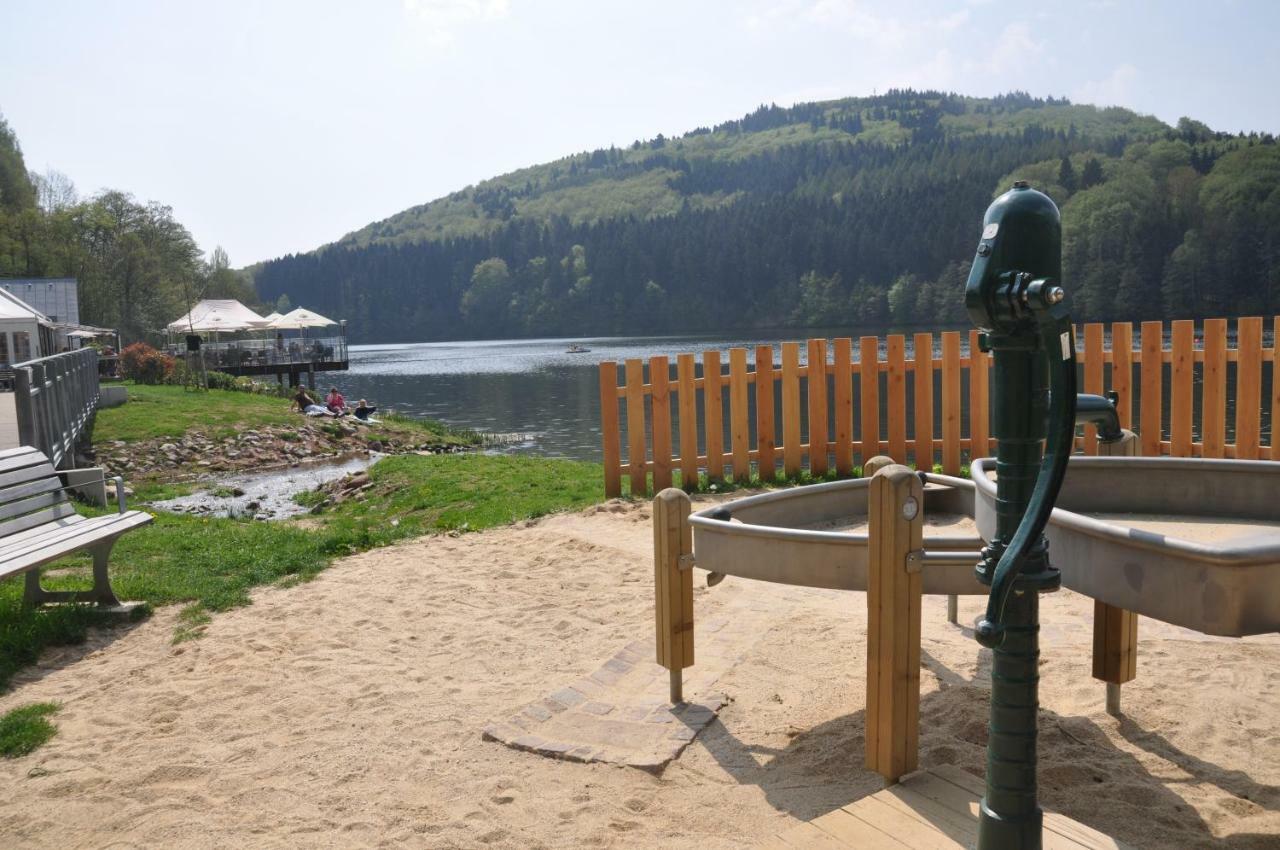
(2, 0, 1278, 267)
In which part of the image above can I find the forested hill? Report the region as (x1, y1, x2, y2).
(251, 91, 1280, 343)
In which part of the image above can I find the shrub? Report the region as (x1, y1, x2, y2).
(119, 343, 174, 385)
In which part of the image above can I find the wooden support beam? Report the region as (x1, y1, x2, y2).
(865, 464, 923, 784)
(654, 488, 694, 703)
(1093, 430, 1139, 716)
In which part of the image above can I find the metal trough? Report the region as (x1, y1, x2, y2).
(688, 473, 987, 596)
(972, 456, 1280, 637)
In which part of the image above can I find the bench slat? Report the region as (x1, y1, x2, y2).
(0, 511, 149, 566)
(0, 476, 63, 509)
(0, 460, 58, 492)
(0, 446, 46, 468)
(0, 491, 71, 525)
(0, 512, 153, 581)
(0, 503, 80, 539)
(0, 514, 87, 550)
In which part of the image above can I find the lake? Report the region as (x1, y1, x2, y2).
(328, 328, 1272, 463)
(330, 331, 895, 461)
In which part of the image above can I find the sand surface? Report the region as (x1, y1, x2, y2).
(1, 497, 1278, 849)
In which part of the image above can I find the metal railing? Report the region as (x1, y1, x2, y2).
(13, 348, 100, 469)
(164, 335, 348, 372)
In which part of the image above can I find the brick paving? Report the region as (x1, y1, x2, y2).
(483, 586, 791, 772)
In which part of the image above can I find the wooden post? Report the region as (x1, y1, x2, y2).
(833, 338, 854, 475)
(625, 359, 648, 496)
(859, 336, 880, 466)
(967, 330, 989, 462)
(941, 332, 961, 475)
(865, 464, 924, 785)
(887, 335, 907, 463)
(650, 356, 673, 491)
(703, 351, 724, 482)
(654, 488, 694, 704)
(677, 353, 699, 488)
(729, 348, 751, 482)
(1236, 318, 1262, 459)
(755, 345, 776, 482)
(599, 362, 622, 497)
(1202, 319, 1227, 458)
(913, 332, 934, 472)
(1083, 323, 1104, 455)
(782, 342, 802, 478)
(807, 339, 829, 476)
(1093, 431, 1139, 716)
(1170, 320, 1194, 457)
(1111, 322, 1133, 430)
(1140, 321, 1164, 457)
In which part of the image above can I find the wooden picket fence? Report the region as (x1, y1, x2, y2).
(597, 317, 1280, 498)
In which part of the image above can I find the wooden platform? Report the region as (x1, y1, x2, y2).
(762, 764, 1131, 850)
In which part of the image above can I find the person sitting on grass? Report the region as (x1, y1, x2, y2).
(293, 386, 334, 417)
(353, 399, 378, 422)
(325, 386, 347, 416)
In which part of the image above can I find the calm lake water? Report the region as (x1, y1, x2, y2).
(327, 327, 1273, 463)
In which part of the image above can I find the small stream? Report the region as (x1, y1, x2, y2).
(151, 454, 382, 520)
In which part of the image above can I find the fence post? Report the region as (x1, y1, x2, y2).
(806, 339, 828, 476)
(754, 345, 776, 482)
(913, 332, 934, 471)
(859, 336, 880, 466)
(599, 362, 622, 497)
(865, 463, 924, 784)
(1140, 321, 1164, 457)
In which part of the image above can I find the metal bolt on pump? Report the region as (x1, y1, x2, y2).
(964, 181, 1078, 850)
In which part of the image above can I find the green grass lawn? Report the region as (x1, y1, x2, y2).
(0, 454, 605, 691)
(93, 383, 478, 447)
(93, 384, 299, 443)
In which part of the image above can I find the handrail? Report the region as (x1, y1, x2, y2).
(12, 348, 100, 469)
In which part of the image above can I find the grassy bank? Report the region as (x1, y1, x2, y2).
(0, 454, 605, 691)
(94, 383, 477, 447)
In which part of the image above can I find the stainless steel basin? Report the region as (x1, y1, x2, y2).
(972, 456, 1280, 637)
(689, 474, 987, 596)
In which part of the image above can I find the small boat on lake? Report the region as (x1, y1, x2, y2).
(566, 343, 591, 354)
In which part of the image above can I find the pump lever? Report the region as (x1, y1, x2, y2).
(974, 311, 1077, 649)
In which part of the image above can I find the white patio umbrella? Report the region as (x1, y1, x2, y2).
(267, 307, 337, 329)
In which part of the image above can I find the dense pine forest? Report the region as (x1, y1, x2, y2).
(253, 91, 1280, 343)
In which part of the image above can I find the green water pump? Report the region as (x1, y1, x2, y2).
(965, 181, 1078, 850)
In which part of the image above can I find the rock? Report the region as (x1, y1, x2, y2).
(246, 500, 261, 510)
(160, 443, 178, 452)
(231, 487, 246, 497)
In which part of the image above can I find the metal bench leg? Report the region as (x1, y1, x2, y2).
(89, 540, 124, 607)
(23, 570, 49, 607)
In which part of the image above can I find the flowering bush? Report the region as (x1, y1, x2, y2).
(119, 342, 174, 385)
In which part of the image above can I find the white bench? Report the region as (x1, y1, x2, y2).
(0, 446, 152, 611)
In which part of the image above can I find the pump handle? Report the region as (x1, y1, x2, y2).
(974, 315, 1077, 648)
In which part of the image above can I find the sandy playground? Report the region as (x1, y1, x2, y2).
(0, 496, 1278, 849)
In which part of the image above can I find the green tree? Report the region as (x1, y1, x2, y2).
(461, 257, 513, 327)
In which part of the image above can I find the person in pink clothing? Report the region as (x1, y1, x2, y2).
(325, 386, 347, 415)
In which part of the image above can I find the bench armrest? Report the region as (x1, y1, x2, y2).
(113, 476, 127, 514)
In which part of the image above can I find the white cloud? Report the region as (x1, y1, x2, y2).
(936, 10, 970, 30)
(965, 21, 1042, 73)
(1072, 63, 1139, 108)
(402, 0, 511, 47)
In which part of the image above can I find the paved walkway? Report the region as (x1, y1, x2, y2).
(483, 584, 792, 772)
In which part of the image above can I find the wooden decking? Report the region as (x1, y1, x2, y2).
(762, 764, 1131, 850)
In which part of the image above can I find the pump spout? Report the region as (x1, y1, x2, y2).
(1075, 392, 1122, 443)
